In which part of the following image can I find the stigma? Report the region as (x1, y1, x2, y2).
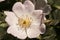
(18, 17, 31, 28)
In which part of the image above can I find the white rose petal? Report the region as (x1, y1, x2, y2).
(27, 21, 40, 38)
(12, 2, 25, 17)
(33, 10, 43, 19)
(4, 11, 18, 25)
(7, 25, 27, 39)
(24, 0, 34, 13)
(0, 0, 4, 2)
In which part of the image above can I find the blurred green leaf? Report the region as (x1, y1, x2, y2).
(54, 5, 60, 9)
(0, 21, 2, 23)
(53, 0, 60, 9)
(2, 34, 20, 40)
(49, 20, 59, 25)
(42, 27, 57, 40)
(0, 23, 8, 28)
(56, 26, 60, 28)
(0, 27, 6, 40)
(48, 0, 54, 5)
(52, 9, 60, 20)
(0, 12, 6, 21)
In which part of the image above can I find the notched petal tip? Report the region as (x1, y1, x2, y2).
(12, 2, 25, 13)
(4, 11, 14, 16)
(24, 0, 34, 7)
(24, 0, 34, 13)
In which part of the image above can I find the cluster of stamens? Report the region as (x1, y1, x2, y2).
(18, 17, 31, 28)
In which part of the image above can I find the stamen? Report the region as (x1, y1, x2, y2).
(18, 17, 31, 28)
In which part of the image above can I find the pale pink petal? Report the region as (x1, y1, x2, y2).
(44, 17, 46, 20)
(32, 10, 43, 19)
(40, 14, 46, 24)
(7, 25, 27, 39)
(4, 11, 18, 25)
(12, 2, 25, 17)
(39, 24, 46, 34)
(27, 21, 40, 38)
(24, 0, 34, 13)
(0, 0, 4, 2)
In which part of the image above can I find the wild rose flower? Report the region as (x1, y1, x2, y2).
(4, 0, 46, 39)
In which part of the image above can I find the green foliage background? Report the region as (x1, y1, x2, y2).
(0, 0, 60, 40)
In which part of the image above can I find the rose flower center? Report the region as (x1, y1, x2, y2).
(18, 18, 31, 28)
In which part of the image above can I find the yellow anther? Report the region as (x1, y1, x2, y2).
(18, 18, 31, 28)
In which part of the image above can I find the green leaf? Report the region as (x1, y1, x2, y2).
(42, 27, 57, 40)
(0, 12, 6, 21)
(53, 0, 60, 9)
(54, 5, 60, 9)
(49, 20, 59, 25)
(47, 0, 54, 5)
(0, 27, 6, 40)
(52, 9, 60, 20)
(0, 23, 8, 28)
